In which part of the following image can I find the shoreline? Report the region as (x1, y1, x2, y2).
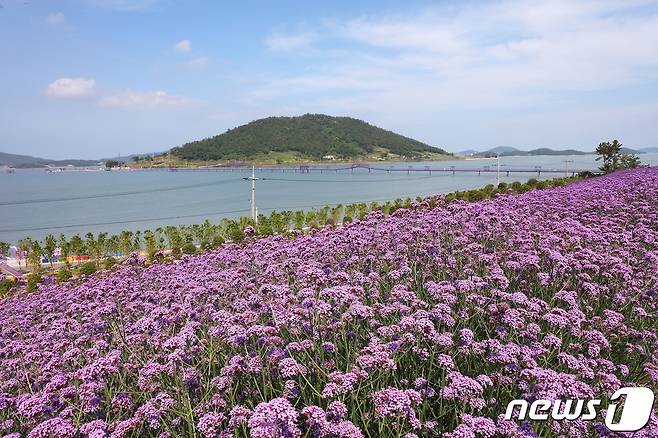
(0, 174, 583, 274)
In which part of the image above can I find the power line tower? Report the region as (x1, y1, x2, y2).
(243, 166, 260, 223)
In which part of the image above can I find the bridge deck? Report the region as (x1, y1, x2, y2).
(160, 163, 597, 175)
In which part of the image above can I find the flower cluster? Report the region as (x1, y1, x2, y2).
(0, 168, 657, 436)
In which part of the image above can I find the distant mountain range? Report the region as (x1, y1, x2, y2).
(635, 146, 658, 153)
(0, 152, 100, 168)
(0, 151, 163, 168)
(3, 140, 656, 169)
(457, 146, 657, 157)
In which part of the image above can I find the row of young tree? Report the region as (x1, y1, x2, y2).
(0, 199, 417, 271)
(0, 174, 587, 296)
(1, 174, 591, 276)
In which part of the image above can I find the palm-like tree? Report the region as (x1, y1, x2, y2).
(595, 140, 622, 172)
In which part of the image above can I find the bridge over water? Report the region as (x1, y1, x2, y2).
(164, 163, 598, 177)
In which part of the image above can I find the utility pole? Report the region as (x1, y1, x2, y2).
(563, 159, 574, 177)
(242, 166, 260, 223)
(496, 153, 500, 187)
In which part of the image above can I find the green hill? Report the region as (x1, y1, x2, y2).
(472, 147, 591, 158)
(170, 114, 449, 162)
(0, 152, 99, 168)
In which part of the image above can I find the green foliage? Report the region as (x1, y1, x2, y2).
(102, 257, 117, 270)
(143, 230, 158, 259)
(43, 234, 57, 266)
(0, 278, 17, 298)
(105, 160, 120, 169)
(78, 261, 97, 276)
(293, 211, 305, 230)
(69, 235, 86, 257)
(211, 235, 225, 248)
(26, 273, 42, 292)
(170, 114, 449, 161)
(182, 242, 198, 255)
(226, 222, 246, 243)
(55, 268, 73, 284)
(596, 139, 641, 173)
(0, 241, 10, 259)
(619, 153, 641, 169)
(27, 239, 43, 272)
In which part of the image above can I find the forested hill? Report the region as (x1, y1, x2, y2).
(170, 114, 449, 161)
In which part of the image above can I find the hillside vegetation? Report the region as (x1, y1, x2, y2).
(170, 114, 449, 162)
(0, 152, 98, 168)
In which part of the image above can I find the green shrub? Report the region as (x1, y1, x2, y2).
(467, 190, 486, 202)
(182, 242, 198, 254)
(497, 182, 508, 191)
(527, 178, 539, 187)
(26, 273, 43, 292)
(78, 261, 97, 276)
(0, 278, 17, 298)
(102, 257, 117, 270)
(211, 235, 225, 248)
(342, 215, 353, 224)
(56, 268, 73, 284)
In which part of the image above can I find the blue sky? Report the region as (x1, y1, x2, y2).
(1, 0, 658, 158)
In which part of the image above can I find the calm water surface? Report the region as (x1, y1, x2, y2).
(1, 154, 656, 244)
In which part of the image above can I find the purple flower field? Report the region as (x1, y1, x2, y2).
(1, 168, 657, 437)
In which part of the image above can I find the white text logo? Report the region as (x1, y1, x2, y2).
(504, 387, 655, 432)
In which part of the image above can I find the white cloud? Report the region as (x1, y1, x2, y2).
(98, 90, 194, 110)
(46, 12, 65, 25)
(181, 57, 209, 70)
(46, 78, 96, 98)
(265, 32, 316, 51)
(257, 0, 658, 112)
(174, 39, 192, 53)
